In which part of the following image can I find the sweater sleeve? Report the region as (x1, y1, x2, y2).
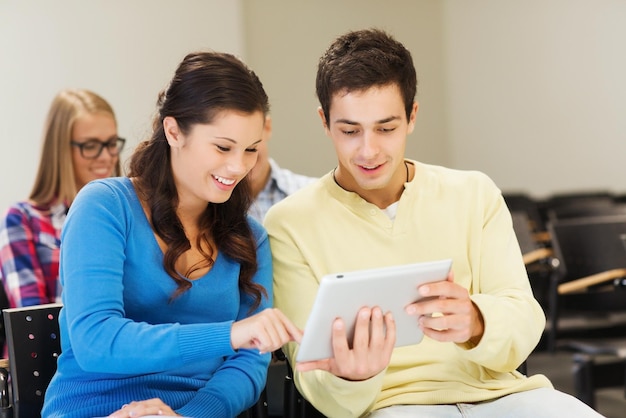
(456, 174, 546, 371)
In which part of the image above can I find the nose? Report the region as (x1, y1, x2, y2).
(226, 153, 249, 176)
(360, 132, 380, 160)
(96, 146, 116, 161)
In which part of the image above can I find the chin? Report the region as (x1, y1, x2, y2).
(89, 170, 114, 179)
(209, 192, 234, 204)
(357, 178, 390, 191)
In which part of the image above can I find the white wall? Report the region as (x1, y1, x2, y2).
(244, 0, 626, 199)
(243, 0, 449, 178)
(2, 1, 625, 213)
(442, 0, 626, 197)
(0, 0, 245, 211)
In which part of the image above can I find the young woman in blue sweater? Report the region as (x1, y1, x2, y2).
(42, 51, 302, 418)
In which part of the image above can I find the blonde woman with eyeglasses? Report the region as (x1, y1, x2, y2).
(0, 89, 123, 309)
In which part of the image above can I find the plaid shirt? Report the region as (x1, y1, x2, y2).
(0, 200, 66, 307)
(249, 158, 317, 223)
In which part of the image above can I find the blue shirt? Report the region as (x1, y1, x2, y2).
(42, 177, 272, 418)
(248, 159, 316, 223)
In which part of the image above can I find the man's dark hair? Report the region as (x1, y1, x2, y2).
(316, 28, 417, 123)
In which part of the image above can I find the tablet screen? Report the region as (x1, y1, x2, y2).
(296, 259, 453, 362)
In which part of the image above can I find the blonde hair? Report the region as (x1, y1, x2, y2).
(29, 89, 121, 206)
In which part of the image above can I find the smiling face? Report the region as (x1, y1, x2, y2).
(320, 83, 418, 208)
(165, 110, 265, 212)
(71, 111, 119, 190)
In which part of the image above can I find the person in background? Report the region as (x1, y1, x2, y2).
(264, 28, 603, 417)
(0, 89, 123, 308)
(247, 115, 316, 223)
(42, 51, 302, 418)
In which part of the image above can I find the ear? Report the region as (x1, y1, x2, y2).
(262, 115, 273, 142)
(317, 107, 330, 134)
(406, 102, 419, 135)
(163, 116, 183, 148)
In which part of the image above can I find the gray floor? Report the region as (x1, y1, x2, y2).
(526, 350, 625, 418)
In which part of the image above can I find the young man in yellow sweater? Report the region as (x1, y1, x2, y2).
(264, 28, 602, 417)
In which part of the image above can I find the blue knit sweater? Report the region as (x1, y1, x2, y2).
(42, 177, 272, 418)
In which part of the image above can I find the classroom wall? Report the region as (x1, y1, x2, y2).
(441, 0, 626, 197)
(1, 1, 624, 213)
(244, 0, 626, 198)
(242, 0, 448, 178)
(0, 0, 245, 211)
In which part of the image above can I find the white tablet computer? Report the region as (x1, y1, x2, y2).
(296, 258, 453, 363)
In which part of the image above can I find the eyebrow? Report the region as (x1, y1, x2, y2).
(215, 137, 263, 147)
(334, 116, 401, 125)
(76, 135, 117, 142)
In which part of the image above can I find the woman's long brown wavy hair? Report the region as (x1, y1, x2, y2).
(128, 52, 269, 309)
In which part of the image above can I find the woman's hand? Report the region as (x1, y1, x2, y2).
(231, 308, 303, 353)
(107, 398, 179, 417)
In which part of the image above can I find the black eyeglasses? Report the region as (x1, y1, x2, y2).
(71, 137, 126, 159)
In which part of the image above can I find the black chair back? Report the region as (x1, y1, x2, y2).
(2, 303, 62, 418)
(546, 216, 626, 352)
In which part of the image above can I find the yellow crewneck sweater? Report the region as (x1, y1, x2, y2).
(265, 160, 551, 418)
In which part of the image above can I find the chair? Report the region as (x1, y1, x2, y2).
(614, 194, 626, 204)
(261, 356, 289, 418)
(277, 349, 325, 418)
(546, 215, 626, 353)
(1, 303, 62, 418)
(511, 211, 551, 264)
(0, 285, 10, 357)
(550, 229, 626, 408)
(237, 390, 268, 418)
(0, 303, 267, 418)
(503, 193, 546, 236)
(510, 211, 555, 311)
(546, 203, 626, 223)
(539, 191, 615, 227)
(540, 191, 615, 210)
(1, 367, 10, 418)
(568, 339, 626, 408)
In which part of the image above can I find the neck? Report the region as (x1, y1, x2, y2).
(333, 161, 410, 209)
